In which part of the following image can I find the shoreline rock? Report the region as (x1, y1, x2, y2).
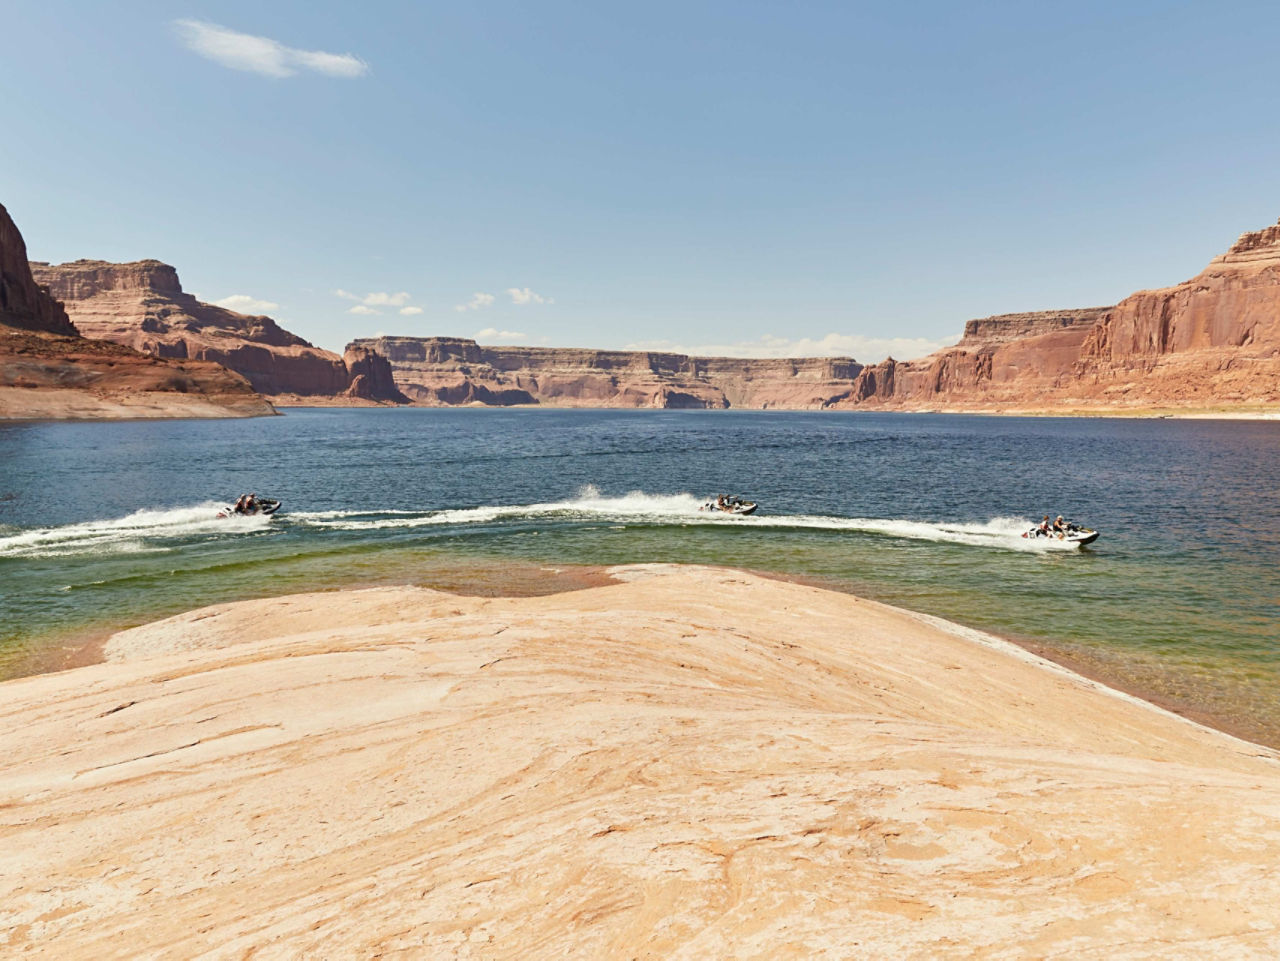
(5, 566, 1279, 956)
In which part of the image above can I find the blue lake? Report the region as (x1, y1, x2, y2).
(2, 408, 1278, 744)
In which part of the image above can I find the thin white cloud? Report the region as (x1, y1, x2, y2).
(336, 289, 421, 316)
(622, 332, 958, 363)
(362, 291, 412, 307)
(475, 327, 528, 341)
(507, 287, 553, 306)
(456, 292, 496, 312)
(336, 289, 411, 307)
(174, 20, 368, 78)
(212, 294, 279, 314)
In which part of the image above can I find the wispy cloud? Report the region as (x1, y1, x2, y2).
(475, 327, 528, 341)
(507, 287, 553, 306)
(455, 292, 496, 313)
(174, 20, 369, 78)
(336, 290, 411, 307)
(622, 332, 957, 363)
(336, 289, 418, 315)
(212, 294, 279, 314)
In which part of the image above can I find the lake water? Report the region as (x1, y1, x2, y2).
(3, 408, 1278, 745)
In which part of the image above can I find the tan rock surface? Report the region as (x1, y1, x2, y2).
(3, 566, 1279, 957)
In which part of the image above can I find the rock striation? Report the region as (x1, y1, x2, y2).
(841, 219, 1280, 412)
(1, 204, 273, 420)
(348, 336, 864, 409)
(4, 566, 1280, 956)
(841, 308, 1114, 409)
(0, 203, 77, 337)
(342, 343, 409, 403)
(30, 260, 376, 399)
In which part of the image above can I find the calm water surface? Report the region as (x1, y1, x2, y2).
(2, 409, 1278, 744)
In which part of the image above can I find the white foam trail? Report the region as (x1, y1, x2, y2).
(0, 502, 271, 558)
(292, 488, 1081, 552)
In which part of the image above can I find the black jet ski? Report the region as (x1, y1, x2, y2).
(217, 497, 282, 519)
(700, 495, 758, 516)
(1022, 523, 1098, 546)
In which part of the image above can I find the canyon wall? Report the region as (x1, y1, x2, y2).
(0, 203, 77, 336)
(348, 336, 864, 409)
(30, 260, 362, 399)
(1, 204, 274, 420)
(1068, 219, 1280, 407)
(843, 220, 1280, 411)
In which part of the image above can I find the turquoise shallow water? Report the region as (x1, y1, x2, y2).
(2, 408, 1278, 744)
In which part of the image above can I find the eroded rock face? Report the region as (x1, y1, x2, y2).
(349, 336, 864, 409)
(343, 345, 409, 403)
(0, 203, 77, 336)
(841, 220, 1280, 411)
(31, 260, 350, 396)
(960, 308, 1111, 347)
(1, 204, 273, 420)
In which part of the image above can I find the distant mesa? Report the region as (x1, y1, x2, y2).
(347, 335, 864, 409)
(1, 202, 273, 421)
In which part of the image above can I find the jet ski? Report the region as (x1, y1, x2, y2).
(1022, 523, 1098, 546)
(217, 496, 282, 519)
(700, 495, 758, 516)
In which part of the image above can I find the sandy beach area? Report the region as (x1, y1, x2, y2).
(2, 565, 1279, 958)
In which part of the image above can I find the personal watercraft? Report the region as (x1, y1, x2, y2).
(217, 497, 282, 519)
(1022, 523, 1098, 546)
(700, 495, 758, 516)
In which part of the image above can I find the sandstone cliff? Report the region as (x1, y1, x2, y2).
(0, 203, 77, 336)
(1, 205, 273, 420)
(842, 219, 1280, 412)
(342, 344, 409, 403)
(31, 260, 354, 397)
(349, 336, 864, 409)
(841, 308, 1115, 409)
(1070, 219, 1280, 407)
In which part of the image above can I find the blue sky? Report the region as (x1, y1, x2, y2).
(3, 1, 1278, 358)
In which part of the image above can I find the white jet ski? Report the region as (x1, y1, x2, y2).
(700, 495, 758, 516)
(1022, 524, 1098, 546)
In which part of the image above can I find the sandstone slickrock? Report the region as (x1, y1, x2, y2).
(3, 566, 1279, 957)
(30, 259, 384, 399)
(349, 335, 864, 409)
(1, 204, 273, 420)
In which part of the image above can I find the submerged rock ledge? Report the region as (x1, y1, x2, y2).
(3, 566, 1279, 957)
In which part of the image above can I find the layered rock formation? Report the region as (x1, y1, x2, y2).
(342, 343, 409, 404)
(31, 260, 362, 398)
(349, 336, 864, 409)
(1071, 219, 1280, 407)
(0, 204, 77, 337)
(1, 204, 272, 420)
(842, 308, 1114, 409)
(845, 219, 1280, 412)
